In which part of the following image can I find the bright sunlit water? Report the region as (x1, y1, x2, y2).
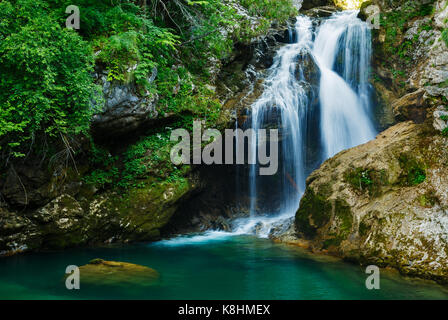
(1, 235, 447, 300)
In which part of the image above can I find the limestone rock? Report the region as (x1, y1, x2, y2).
(290, 122, 448, 283)
(0, 207, 37, 256)
(0, 194, 87, 254)
(433, 106, 448, 132)
(392, 89, 428, 123)
(92, 73, 158, 138)
(434, 0, 448, 29)
(76, 259, 159, 286)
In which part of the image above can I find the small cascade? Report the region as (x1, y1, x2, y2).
(248, 16, 314, 218)
(313, 11, 377, 159)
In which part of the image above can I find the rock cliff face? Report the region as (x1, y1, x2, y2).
(277, 122, 448, 283)
(361, 0, 447, 125)
(0, 172, 201, 255)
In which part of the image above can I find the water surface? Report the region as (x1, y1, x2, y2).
(0, 235, 447, 300)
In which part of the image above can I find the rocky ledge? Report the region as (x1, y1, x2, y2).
(272, 121, 448, 284)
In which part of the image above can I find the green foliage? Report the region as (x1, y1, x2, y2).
(398, 154, 426, 186)
(85, 129, 188, 190)
(442, 127, 448, 137)
(442, 28, 448, 47)
(83, 143, 119, 188)
(380, 0, 436, 67)
(1, 0, 298, 192)
(344, 167, 388, 197)
(0, 0, 101, 158)
(240, 0, 297, 20)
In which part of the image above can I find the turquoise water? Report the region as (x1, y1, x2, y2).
(0, 234, 447, 300)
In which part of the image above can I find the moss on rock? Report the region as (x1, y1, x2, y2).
(74, 259, 159, 287)
(295, 187, 331, 239)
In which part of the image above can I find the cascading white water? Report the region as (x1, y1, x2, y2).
(313, 11, 377, 158)
(162, 11, 379, 245)
(248, 16, 313, 217)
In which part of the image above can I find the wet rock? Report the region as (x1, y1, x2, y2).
(371, 80, 397, 130)
(0, 193, 88, 254)
(295, 48, 321, 90)
(31, 194, 87, 249)
(0, 207, 38, 256)
(0, 170, 201, 254)
(76, 259, 159, 286)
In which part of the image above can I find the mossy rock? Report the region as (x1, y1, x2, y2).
(76, 259, 159, 287)
(295, 187, 331, 239)
(344, 167, 388, 197)
(398, 153, 427, 186)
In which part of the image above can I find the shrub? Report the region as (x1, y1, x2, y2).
(0, 0, 101, 158)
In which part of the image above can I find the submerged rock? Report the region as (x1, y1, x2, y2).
(76, 259, 159, 286)
(286, 122, 448, 284)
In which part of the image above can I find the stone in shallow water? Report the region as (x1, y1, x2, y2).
(77, 259, 159, 287)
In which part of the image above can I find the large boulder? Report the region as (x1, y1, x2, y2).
(291, 122, 448, 283)
(86, 174, 201, 243)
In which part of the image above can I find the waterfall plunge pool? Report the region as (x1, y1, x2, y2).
(1, 235, 447, 300)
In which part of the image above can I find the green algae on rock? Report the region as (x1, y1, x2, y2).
(74, 259, 159, 287)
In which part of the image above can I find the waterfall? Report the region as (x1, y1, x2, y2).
(236, 11, 377, 236)
(248, 16, 313, 217)
(163, 11, 379, 243)
(313, 11, 376, 158)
